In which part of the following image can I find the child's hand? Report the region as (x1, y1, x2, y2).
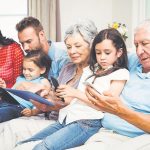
(21, 108, 32, 117)
(0, 78, 6, 88)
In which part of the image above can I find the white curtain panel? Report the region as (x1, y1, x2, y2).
(28, 0, 61, 41)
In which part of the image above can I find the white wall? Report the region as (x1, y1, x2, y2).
(60, 0, 112, 39)
(146, 0, 150, 18)
(112, 0, 132, 47)
(60, 0, 134, 48)
(60, 0, 147, 49)
(0, 0, 148, 49)
(0, 0, 27, 42)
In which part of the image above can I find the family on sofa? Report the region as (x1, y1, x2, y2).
(0, 16, 150, 150)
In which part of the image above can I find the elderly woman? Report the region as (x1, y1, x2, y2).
(0, 19, 98, 150)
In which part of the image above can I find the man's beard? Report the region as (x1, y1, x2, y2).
(25, 44, 43, 54)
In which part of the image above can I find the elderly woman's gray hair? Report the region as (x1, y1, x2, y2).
(64, 19, 98, 45)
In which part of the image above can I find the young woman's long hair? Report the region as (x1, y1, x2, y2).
(0, 30, 15, 46)
(89, 28, 128, 79)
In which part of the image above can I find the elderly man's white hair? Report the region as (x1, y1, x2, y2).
(134, 19, 150, 34)
(64, 19, 98, 46)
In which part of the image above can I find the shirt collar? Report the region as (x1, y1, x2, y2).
(48, 41, 55, 60)
(137, 64, 150, 79)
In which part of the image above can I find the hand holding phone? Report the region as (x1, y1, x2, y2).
(50, 77, 59, 91)
(50, 77, 65, 102)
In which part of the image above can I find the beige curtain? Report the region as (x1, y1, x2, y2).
(28, 0, 61, 41)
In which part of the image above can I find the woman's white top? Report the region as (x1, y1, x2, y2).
(59, 66, 129, 124)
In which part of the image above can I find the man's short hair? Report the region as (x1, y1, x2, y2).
(16, 16, 43, 34)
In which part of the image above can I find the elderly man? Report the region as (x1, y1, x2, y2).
(68, 19, 150, 150)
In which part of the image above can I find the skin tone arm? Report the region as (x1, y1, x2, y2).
(56, 85, 86, 104)
(0, 80, 48, 116)
(29, 85, 94, 112)
(15, 78, 51, 92)
(15, 80, 60, 113)
(56, 84, 98, 106)
(56, 79, 126, 104)
(0, 79, 64, 112)
(86, 86, 150, 133)
(28, 84, 66, 112)
(21, 78, 126, 112)
(56, 84, 102, 110)
(109, 80, 127, 96)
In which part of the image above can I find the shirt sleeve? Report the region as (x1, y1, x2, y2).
(110, 69, 130, 81)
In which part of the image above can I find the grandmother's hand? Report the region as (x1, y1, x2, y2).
(56, 84, 78, 98)
(85, 86, 125, 115)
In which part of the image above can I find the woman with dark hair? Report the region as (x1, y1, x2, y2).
(0, 30, 24, 88)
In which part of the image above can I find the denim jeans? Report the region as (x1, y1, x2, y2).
(0, 101, 24, 122)
(19, 119, 102, 150)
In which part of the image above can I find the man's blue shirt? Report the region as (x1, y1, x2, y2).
(102, 52, 150, 137)
(48, 41, 70, 78)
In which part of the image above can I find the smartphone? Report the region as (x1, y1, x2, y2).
(50, 76, 59, 91)
(50, 77, 65, 102)
(83, 81, 103, 95)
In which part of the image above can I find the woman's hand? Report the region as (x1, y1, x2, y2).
(85, 85, 125, 115)
(86, 86, 150, 133)
(56, 85, 78, 99)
